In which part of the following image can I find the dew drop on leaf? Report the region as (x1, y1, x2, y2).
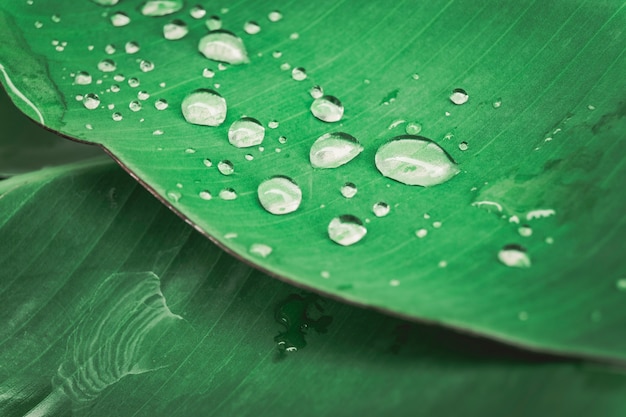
(243, 21, 261, 35)
(498, 244, 531, 268)
(110, 12, 130, 27)
(112, 112, 123, 121)
(217, 160, 234, 176)
(291, 67, 307, 81)
(310, 95, 344, 122)
(198, 190, 212, 200)
(372, 202, 390, 217)
(128, 77, 140, 88)
(137, 90, 150, 100)
(198, 30, 249, 65)
(405, 122, 422, 135)
(104, 44, 116, 55)
(163, 19, 188, 40)
(205, 15, 222, 30)
(310, 85, 324, 99)
(518, 225, 532, 237)
(228, 117, 265, 148)
(154, 98, 169, 110)
(257, 176, 302, 215)
(449, 88, 469, 105)
(616, 279, 626, 291)
(268, 10, 283, 22)
(458, 141, 468, 151)
(328, 215, 367, 246)
(97, 59, 116, 72)
(129, 100, 142, 112)
(374, 135, 460, 186)
(249, 243, 273, 258)
(340, 182, 357, 198)
(219, 188, 237, 200)
(415, 228, 428, 238)
(125, 41, 140, 54)
(141, 0, 183, 16)
(190, 5, 206, 19)
(91, 0, 119, 5)
(74, 71, 92, 85)
(309, 132, 363, 169)
(139, 59, 155, 72)
(181, 89, 226, 126)
(202, 68, 215, 78)
(82, 93, 100, 110)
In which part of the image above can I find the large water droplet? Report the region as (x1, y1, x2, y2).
(82, 93, 100, 110)
(498, 244, 531, 268)
(198, 30, 249, 65)
(449, 88, 469, 105)
(217, 160, 234, 175)
(75, 71, 92, 85)
(372, 202, 390, 217)
(128, 77, 140, 88)
(181, 89, 227, 126)
(257, 176, 302, 215)
(141, 0, 183, 16)
(374, 135, 460, 186)
(340, 182, 357, 198)
(163, 19, 188, 40)
(228, 117, 265, 148)
(328, 215, 367, 246)
(311, 95, 343, 122)
(310, 132, 363, 169)
(110, 12, 130, 27)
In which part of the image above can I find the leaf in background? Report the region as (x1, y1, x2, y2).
(1, 159, 626, 417)
(1, 1, 625, 360)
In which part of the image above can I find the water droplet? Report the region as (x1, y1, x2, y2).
(203, 158, 213, 167)
(113, 74, 125, 82)
(449, 88, 469, 105)
(219, 188, 237, 200)
(129, 100, 142, 112)
(249, 243, 272, 258)
(85, 124, 93, 130)
(374, 135, 460, 186)
(268, 120, 279, 129)
(82, 93, 100, 110)
(104, 44, 116, 55)
(163, 19, 188, 40)
(278, 135, 287, 144)
(198, 30, 249, 65)
(518, 225, 532, 237)
(268, 10, 283, 22)
(34, 20, 43, 29)
(139, 59, 155, 72)
(244, 154, 254, 161)
(257, 176, 302, 215)
(498, 244, 531, 268)
(153, 129, 164, 135)
(458, 141, 468, 151)
(141, 0, 184, 16)
(280, 62, 291, 71)
(137, 90, 150, 100)
(167, 190, 182, 202)
(184, 148, 196, 154)
(128, 77, 140, 88)
(328, 215, 367, 246)
(310, 132, 363, 169)
(415, 228, 428, 238)
(202, 68, 215, 78)
(107, 104, 115, 110)
(198, 190, 212, 200)
(289, 32, 299, 40)
(616, 279, 626, 291)
(190, 5, 206, 19)
(310, 95, 343, 123)
(154, 98, 168, 110)
(97, 59, 116, 72)
(181, 89, 226, 126)
(125, 41, 140, 54)
(372, 202, 390, 217)
(321, 271, 330, 279)
(587, 104, 596, 111)
(291, 67, 307, 81)
(432, 221, 442, 228)
(228, 117, 265, 148)
(75, 71, 92, 85)
(110, 12, 130, 27)
(492, 99, 502, 109)
(340, 182, 357, 198)
(405, 122, 422, 135)
(217, 160, 234, 175)
(243, 21, 261, 35)
(112, 112, 123, 121)
(205, 15, 222, 30)
(545, 237, 554, 244)
(272, 50, 282, 58)
(309, 85, 324, 99)
(51, 14, 61, 23)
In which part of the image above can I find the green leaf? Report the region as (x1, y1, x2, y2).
(2, 159, 626, 417)
(1, 1, 625, 360)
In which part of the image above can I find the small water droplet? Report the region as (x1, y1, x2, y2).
(110, 84, 120, 93)
(518, 225, 532, 237)
(198, 30, 249, 65)
(185, 148, 196, 154)
(139, 59, 155, 72)
(280, 62, 291, 71)
(328, 215, 367, 246)
(141, 0, 184, 16)
(268, 10, 283, 22)
(167, 190, 182, 202)
(450, 88, 469, 105)
(545, 236, 554, 244)
(291, 67, 307, 81)
(249, 243, 272, 258)
(203, 158, 213, 167)
(97, 59, 116, 72)
(389, 279, 400, 287)
(587, 104, 596, 111)
(205, 15, 222, 30)
(498, 244, 531, 268)
(51, 14, 61, 23)
(615, 279, 626, 291)
(309, 85, 324, 99)
(129, 100, 142, 112)
(432, 221, 442, 229)
(202, 68, 215, 78)
(189, 4, 206, 19)
(128, 77, 140, 87)
(458, 141, 468, 151)
(278, 135, 287, 144)
(112, 112, 123, 121)
(289, 32, 299, 40)
(372, 202, 390, 217)
(374, 135, 460, 186)
(217, 160, 234, 175)
(310, 132, 363, 169)
(85, 124, 93, 130)
(272, 50, 282, 58)
(34, 20, 43, 29)
(110, 12, 130, 27)
(107, 104, 115, 110)
(228, 117, 265, 148)
(163, 19, 188, 40)
(321, 271, 330, 279)
(82, 93, 100, 110)
(310, 95, 343, 123)
(415, 228, 428, 238)
(125, 41, 140, 54)
(257, 176, 302, 215)
(154, 98, 168, 110)
(137, 90, 150, 100)
(405, 122, 422, 135)
(411, 73, 420, 80)
(181, 89, 226, 126)
(340, 182, 357, 198)
(104, 44, 116, 55)
(268, 120, 279, 129)
(243, 21, 261, 35)
(75, 71, 92, 85)
(153, 129, 163, 135)
(198, 190, 212, 200)
(113, 74, 125, 82)
(219, 188, 237, 200)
